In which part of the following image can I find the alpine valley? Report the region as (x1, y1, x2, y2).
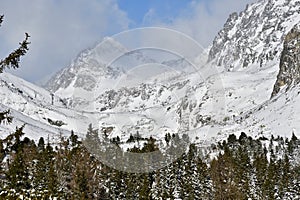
(2, 0, 300, 199)
(1, 0, 300, 145)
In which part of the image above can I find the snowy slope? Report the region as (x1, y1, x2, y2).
(199, 0, 300, 142)
(0, 72, 91, 141)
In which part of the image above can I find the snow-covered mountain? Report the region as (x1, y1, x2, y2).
(0, 72, 71, 140)
(204, 0, 300, 141)
(1, 0, 300, 146)
(45, 37, 198, 112)
(0, 72, 99, 141)
(209, 0, 300, 71)
(45, 37, 126, 102)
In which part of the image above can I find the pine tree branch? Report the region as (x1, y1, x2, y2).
(0, 16, 30, 126)
(0, 33, 30, 73)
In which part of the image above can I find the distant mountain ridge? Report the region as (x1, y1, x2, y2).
(45, 37, 127, 93)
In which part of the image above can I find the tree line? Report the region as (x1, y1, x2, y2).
(0, 119, 300, 199)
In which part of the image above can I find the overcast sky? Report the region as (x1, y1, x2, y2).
(0, 0, 254, 83)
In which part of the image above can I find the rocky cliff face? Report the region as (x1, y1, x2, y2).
(272, 24, 300, 97)
(208, 0, 300, 71)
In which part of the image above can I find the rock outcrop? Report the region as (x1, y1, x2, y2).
(272, 24, 300, 97)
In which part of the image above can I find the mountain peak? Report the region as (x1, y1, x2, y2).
(44, 37, 128, 94)
(208, 0, 300, 71)
(93, 36, 128, 63)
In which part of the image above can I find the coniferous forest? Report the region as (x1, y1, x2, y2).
(1, 111, 300, 199)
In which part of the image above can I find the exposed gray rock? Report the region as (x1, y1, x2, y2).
(272, 24, 300, 97)
(208, 0, 300, 71)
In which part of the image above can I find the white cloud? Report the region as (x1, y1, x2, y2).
(0, 0, 130, 83)
(146, 0, 255, 47)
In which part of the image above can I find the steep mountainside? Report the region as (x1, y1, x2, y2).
(272, 24, 300, 97)
(209, 0, 300, 71)
(0, 72, 90, 140)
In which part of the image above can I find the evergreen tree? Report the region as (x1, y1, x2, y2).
(33, 140, 56, 195)
(290, 164, 300, 198)
(195, 155, 212, 199)
(235, 145, 252, 199)
(264, 149, 277, 199)
(181, 144, 197, 199)
(0, 15, 30, 73)
(210, 146, 242, 199)
(6, 146, 30, 192)
(138, 173, 153, 199)
(37, 137, 45, 152)
(278, 153, 292, 198)
(253, 147, 268, 199)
